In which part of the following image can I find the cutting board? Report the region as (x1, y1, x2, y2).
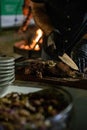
(16, 74, 87, 90)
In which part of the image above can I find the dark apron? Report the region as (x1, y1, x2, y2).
(66, 13, 87, 54)
(70, 14, 87, 72)
(41, 14, 87, 72)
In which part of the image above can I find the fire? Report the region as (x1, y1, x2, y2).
(34, 29, 43, 43)
(20, 28, 43, 51)
(34, 44, 40, 51)
(30, 29, 43, 50)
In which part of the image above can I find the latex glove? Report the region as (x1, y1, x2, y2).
(44, 29, 64, 60)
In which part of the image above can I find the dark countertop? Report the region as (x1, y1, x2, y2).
(62, 86, 87, 130)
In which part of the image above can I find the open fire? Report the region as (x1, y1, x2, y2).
(14, 27, 44, 58)
(18, 29, 43, 51)
(14, 0, 44, 58)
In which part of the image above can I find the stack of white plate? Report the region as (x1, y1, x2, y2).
(0, 57, 15, 93)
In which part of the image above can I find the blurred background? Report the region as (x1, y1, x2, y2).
(0, 0, 35, 58)
(0, 0, 24, 57)
(0, 0, 24, 28)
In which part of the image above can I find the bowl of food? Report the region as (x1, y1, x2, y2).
(0, 87, 73, 130)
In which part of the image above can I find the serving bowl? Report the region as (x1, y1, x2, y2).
(0, 87, 73, 130)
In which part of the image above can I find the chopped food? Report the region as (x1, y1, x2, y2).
(0, 88, 72, 130)
(16, 60, 81, 79)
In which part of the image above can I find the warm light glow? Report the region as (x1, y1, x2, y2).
(20, 44, 25, 49)
(34, 44, 40, 51)
(31, 29, 43, 49)
(34, 29, 43, 43)
(20, 28, 43, 51)
(24, 45, 30, 50)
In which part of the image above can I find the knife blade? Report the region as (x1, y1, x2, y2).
(47, 36, 79, 70)
(58, 53, 79, 70)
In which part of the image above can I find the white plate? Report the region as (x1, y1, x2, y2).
(0, 77, 15, 87)
(0, 66, 15, 70)
(0, 75, 15, 82)
(0, 62, 15, 67)
(9, 77, 15, 84)
(0, 69, 15, 74)
(0, 72, 15, 78)
(0, 85, 9, 96)
(0, 82, 42, 97)
(0, 57, 15, 63)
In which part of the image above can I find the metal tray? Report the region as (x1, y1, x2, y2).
(0, 80, 87, 130)
(0, 81, 73, 130)
(0, 81, 43, 97)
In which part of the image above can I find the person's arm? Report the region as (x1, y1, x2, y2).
(31, 2, 54, 36)
(18, 0, 32, 33)
(30, 1, 80, 77)
(31, 1, 64, 57)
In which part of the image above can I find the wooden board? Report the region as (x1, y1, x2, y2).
(16, 74, 87, 90)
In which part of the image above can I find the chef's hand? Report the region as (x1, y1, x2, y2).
(45, 29, 64, 60)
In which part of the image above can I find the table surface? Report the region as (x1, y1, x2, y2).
(64, 86, 87, 130)
(0, 80, 87, 130)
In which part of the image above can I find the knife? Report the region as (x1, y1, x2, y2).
(58, 53, 79, 70)
(47, 36, 79, 71)
(47, 33, 79, 70)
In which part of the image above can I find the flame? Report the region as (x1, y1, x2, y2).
(34, 44, 40, 51)
(20, 28, 43, 51)
(30, 29, 43, 50)
(34, 29, 43, 43)
(20, 44, 30, 50)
